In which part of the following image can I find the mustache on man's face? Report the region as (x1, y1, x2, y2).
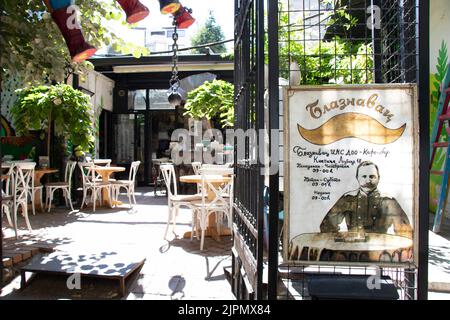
(297, 112, 406, 145)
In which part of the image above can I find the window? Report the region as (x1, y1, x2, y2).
(128, 90, 147, 110)
(149, 90, 175, 110)
(166, 29, 185, 38)
(151, 31, 165, 36)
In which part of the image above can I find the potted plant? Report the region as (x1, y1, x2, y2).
(183, 79, 234, 129)
(10, 83, 95, 164)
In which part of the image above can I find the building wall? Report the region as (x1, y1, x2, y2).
(78, 70, 115, 158)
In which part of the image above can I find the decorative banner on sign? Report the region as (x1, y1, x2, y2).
(283, 84, 418, 266)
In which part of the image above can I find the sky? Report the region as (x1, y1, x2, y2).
(110, 0, 235, 53)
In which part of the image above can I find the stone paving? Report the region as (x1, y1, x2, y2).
(0, 188, 235, 300)
(2, 188, 450, 300)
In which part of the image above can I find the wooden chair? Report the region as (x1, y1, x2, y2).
(112, 161, 141, 206)
(160, 164, 202, 239)
(1, 162, 35, 239)
(191, 167, 234, 250)
(45, 160, 77, 212)
(78, 162, 112, 212)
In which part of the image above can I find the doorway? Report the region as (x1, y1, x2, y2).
(113, 89, 180, 186)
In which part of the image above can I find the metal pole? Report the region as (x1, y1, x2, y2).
(0, 103, 3, 290)
(371, 0, 383, 82)
(256, 0, 265, 300)
(417, 0, 429, 300)
(267, 0, 280, 300)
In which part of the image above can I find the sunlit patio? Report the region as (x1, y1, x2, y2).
(0, 188, 234, 300)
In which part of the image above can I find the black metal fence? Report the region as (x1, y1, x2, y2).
(232, 0, 265, 299)
(233, 0, 428, 300)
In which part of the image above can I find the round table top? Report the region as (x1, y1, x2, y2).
(180, 175, 231, 184)
(93, 166, 125, 173)
(35, 168, 58, 174)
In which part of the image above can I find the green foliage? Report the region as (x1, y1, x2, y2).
(10, 83, 95, 155)
(431, 41, 449, 116)
(274, 2, 373, 85)
(183, 80, 234, 128)
(0, 0, 149, 85)
(190, 12, 226, 54)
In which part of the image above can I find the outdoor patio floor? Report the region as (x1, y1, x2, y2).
(0, 188, 235, 300)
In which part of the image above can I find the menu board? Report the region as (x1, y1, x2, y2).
(283, 85, 418, 266)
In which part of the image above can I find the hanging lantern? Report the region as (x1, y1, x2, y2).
(168, 86, 183, 107)
(173, 5, 195, 29)
(159, 0, 181, 14)
(44, 1, 97, 63)
(116, 0, 150, 24)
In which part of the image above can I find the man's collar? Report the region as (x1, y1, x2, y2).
(359, 188, 380, 196)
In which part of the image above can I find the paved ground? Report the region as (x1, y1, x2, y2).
(0, 188, 235, 300)
(2, 189, 450, 300)
(428, 216, 450, 296)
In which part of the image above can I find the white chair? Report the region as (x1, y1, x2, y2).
(1, 164, 16, 235)
(160, 164, 202, 239)
(191, 167, 234, 250)
(92, 159, 115, 182)
(45, 160, 76, 212)
(78, 162, 112, 212)
(112, 161, 140, 206)
(2, 162, 35, 239)
(191, 162, 203, 194)
(191, 162, 202, 175)
(93, 159, 112, 166)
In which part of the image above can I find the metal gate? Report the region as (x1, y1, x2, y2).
(232, 0, 265, 300)
(232, 0, 429, 300)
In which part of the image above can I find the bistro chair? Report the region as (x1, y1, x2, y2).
(93, 159, 112, 166)
(93, 159, 116, 182)
(78, 162, 112, 212)
(191, 167, 234, 250)
(1, 163, 16, 236)
(112, 160, 141, 207)
(191, 162, 202, 175)
(1, 162, 35, 239)
(45, 160, 77, 212)
(160, 163, 202, 239)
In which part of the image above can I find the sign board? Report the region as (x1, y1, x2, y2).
(283, 84, 418, 266)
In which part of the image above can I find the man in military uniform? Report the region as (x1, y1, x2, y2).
(320, 161, 413, 239)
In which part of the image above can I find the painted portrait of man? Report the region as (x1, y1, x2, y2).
(320, 161, 413, 240)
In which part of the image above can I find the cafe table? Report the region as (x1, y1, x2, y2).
(93, 166, 125, 207)
(179, 174, 232, 241)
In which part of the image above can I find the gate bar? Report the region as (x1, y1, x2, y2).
(417, 0, 429, 301)
(267, 0, 280, 300)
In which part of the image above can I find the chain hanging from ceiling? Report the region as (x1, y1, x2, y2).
(168, 17, 183, 107)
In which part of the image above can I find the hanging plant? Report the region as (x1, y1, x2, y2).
(183, 79, 234, 128)
(10, 83, 95, 159)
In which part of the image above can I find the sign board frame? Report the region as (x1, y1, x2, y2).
(283, 84, 419, 267)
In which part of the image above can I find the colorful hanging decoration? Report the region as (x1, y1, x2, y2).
(44, 0, 97, 62)
(173, 4, 195, 29)
(116, 0, 150, 24)
(44, 0, 194, 62)
(159, 0, 181, 14)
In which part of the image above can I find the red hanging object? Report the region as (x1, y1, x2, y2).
(116, 0, 150, 24)
(159, 0, 181, 14)
(51, 8, 97, 62)
(173, 5, 195, 29)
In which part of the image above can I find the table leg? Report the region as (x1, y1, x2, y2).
(102, 187, 110, 207)
(183, 212, 231, 241)
(34, 189, 44, 212)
